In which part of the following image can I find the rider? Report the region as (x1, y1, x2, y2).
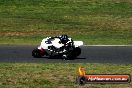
(48, 34, 73, 53)
(59, 34, 74, 52)
(47, 34, 69, 52)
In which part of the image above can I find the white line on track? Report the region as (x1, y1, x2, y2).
(83, 45, 132, 46)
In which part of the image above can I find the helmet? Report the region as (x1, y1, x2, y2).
(61, 34, 68, 39)
(60, 34, 69, 44)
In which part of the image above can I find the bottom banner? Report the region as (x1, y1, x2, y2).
(76, 66, 131, 85)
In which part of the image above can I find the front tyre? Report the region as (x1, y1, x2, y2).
(73, 47, 81, 57)
(32, 49, 42, 58)
(67, 47, 81, 59)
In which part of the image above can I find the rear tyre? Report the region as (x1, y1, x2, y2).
(32, 49, 42, 58)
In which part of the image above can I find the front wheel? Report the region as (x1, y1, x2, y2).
(66, 47, 81, 59)
(32, 49, 43, 58)
(73, 47, 81, 57)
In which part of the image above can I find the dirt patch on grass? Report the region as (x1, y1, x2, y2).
(112, 0, 132, 3)
(0, 30, 81, 36)
(0, 32, 36, 36)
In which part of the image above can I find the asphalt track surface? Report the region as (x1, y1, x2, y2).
(0, 45, 132, 64)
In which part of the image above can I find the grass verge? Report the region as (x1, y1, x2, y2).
(0, 63, 132, 88)
(0, 0, 132, 45)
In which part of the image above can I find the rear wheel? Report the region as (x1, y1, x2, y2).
(32, 49, 43, 58)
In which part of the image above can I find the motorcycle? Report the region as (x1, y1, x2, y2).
(32, 36, 83, 59)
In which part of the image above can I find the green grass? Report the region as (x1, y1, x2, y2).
(0, 1, 132, 88)
(0, 63, 131, 88)
(0, 0, 132, 44)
